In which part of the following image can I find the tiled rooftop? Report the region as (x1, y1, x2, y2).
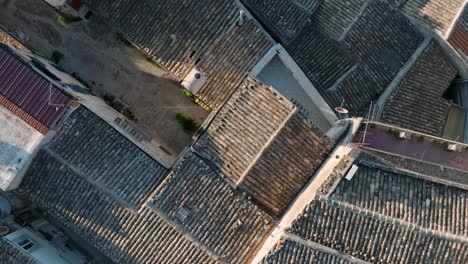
(194, 76, 333, 216)
(151, 151, 275, 263)
(239, 111, 333, 215)
(276, 142, 468, 264)
(194, 76, 295, 183)
(241, 0, 312, 42)
(448, 5, 468, 61)
(0, 46, 72, 133)
(331, 164, 468, 236)
(250, 0, 423, 115)
(382, 41, 458, 136)
(0, 238, 38, 264)
(312, 0, 368, 40)
(196, 20, 273, 108)
(17, 150, 216, 264)
(260, 238, 351, 264)
(288, 197, 467, 263)
(356, 149, 468, 190)
(48, 107, 169, 208)
(0, 29, 30, 52)
(400, 0, 466, 35)
(17, 103, 280, 263)
(83, 0, 274, 109)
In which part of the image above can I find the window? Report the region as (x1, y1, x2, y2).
(16, 238, 37, 251)
(84, 11, 93, 20)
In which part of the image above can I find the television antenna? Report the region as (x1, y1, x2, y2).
(361, 101, 373, 146)
(47, 82, 65, 110)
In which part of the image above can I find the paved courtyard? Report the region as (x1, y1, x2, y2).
(0, 0, 208, 155)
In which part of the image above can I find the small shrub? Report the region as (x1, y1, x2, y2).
(176, 112, 199, 133)
(369, 123, 376, 128)
(102, 94, 115, 105)
(431, 139, 437, 144)
(464, 146, 468, 150)
(181, 88, 193, 97)
(116, 32, 134, 47)
(71, 72, 90, 88)
(51, 51, 64, 64)
(417, 135, 425, 142)
(57, 13, 80, 27)
(387, 127, 399, 136)
(122, 107, 138, 122)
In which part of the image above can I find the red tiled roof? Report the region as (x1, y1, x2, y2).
(0, 95, 49, 134)
(448, 23, 468, 58)
(0, 47, 71, 130)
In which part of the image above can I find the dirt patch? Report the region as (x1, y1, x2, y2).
(14, 0, 54, 17)
(0, 0, 209, 154)
(35, 20, 63, 46)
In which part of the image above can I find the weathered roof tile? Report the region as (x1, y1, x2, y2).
(382, 40, 458, 136)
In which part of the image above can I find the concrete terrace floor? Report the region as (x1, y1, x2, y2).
(354, 124, 468, 173)
(0, 0, 208, 155)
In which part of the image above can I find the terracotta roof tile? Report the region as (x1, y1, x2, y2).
(382, 40, 458, 136)
(17, 150, 216, 264)
(195, 76, 333, 216)
(47, 107, 169, 208)
(151, 151, 275, 263)
(261, 238, 351, 264)
(289, 196, 468, 263)
(0, 46, 71, 130)
(400, 0, 465, 35)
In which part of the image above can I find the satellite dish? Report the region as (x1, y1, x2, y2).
(335, 107, 349, 119)
(334, 107, 349, 114)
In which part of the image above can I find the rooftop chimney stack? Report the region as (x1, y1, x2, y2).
(238, 10, 245, 27)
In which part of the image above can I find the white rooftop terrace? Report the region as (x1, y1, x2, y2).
(0, 105, 43, 191)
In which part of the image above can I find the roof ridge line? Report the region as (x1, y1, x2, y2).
(355, 158, 468, 190)
(359, 146, 468, 186)
(375, 37, 432, 119)
(235, 107, 298, 186)
(143, 204, 223, 262)
(282, 232, 370, 264)
(444, 2, 468, 39)
(44, 147, 136, 210)
(337, 0, 374, 42)
(319, 196, 468, 243)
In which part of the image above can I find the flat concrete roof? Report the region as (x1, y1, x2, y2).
(0, 105, 43, 190)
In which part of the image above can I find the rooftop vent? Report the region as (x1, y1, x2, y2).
(176, 207, 191, 222)
(182, 68, 207, 94)
(237, 10, 245, 27)
(398, 131, 411, 139)
(446, 143, 462, 152)
(345, 165, 359, 181)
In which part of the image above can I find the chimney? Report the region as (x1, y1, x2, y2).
(237, 10, 245, 27)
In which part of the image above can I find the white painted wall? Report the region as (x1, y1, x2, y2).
(4, 228, 86, 264)
(0, 106, 43, 191)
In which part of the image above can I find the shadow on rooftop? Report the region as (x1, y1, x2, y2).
(0, 141, 28, 168)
